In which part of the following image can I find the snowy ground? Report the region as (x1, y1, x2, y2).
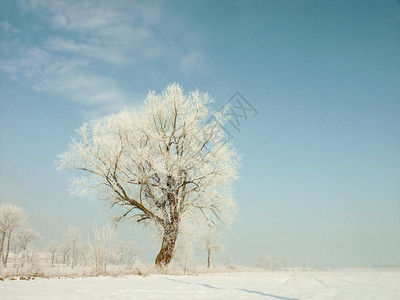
(1, 269, 399, 299)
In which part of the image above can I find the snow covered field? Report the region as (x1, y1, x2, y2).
(1, 269, 399, 299)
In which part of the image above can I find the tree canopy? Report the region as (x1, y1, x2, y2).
(58, 83, 239, 266)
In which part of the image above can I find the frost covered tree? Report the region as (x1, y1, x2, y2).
(17, 227, 41, 251)
(61, 243, 70, 266)
(124, 241, 142, 266)
(45, 241, 59, 267)
(63, 226, 80, 268)
(174, 232, 195, 273)
(0, 204, 25, 266)
(256, 255, 283, 270)
(10, 238, 20, 260)
(203, 226, 225, 268)
(58, 84, 239, 266)
(89, 223, 116, 274)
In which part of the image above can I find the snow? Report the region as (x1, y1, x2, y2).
(1, 269, 399, 299)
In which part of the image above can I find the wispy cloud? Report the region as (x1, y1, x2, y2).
(1, 0, 207, 118)
(1, 48, 126, 110)
(0, 21, 21, 34)
(180, 52, 208, 76)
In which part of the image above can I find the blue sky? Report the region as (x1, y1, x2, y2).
(1, 0, 399, 267)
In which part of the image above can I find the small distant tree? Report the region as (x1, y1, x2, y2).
(45, 241, 59, 267)
(203, 226, 224, 268)
(63, 226, 80, 268)
(17, 227, 41, 251)
(10, 239, 20, 259)
(173, 233, 194, 273)
(126, 241, 143, 266)
(256, 255, 283, 270)
(61, 243, 70, 266)
(0, 204, 25, 266)
(109, 241, 124, 266)
(77, 241, 91, 267)
(89, 223, 116, 274)
(58, 84, 239, 267)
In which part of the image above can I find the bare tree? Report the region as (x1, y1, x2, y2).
(174, 232, 195, 273)
(17, 227, 41, 251)
(60, 243, 70, 266)
(203, 226, 224, 268)
(10, 238, 20, 260)
(256, 255, 283, 270)
(125, 241, 142, 266)
(45, 241, 59, 267)
(89, 223, 116, 274)
(63, 226, 80, 268)
(58, 84, 239, 267)
(0, 204, 25, 266)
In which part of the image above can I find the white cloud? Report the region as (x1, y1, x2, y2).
(45, 37, 125, 65)
(0, 21, 20, 34)
(0, 62, 19, 74)
(3, 0, 208, 118)
(4, 48, 126, 114)
(180, 52, 208, 76)
(51, 14, 67, 28)
(24, 0, 158, 65)
(1, 21, 11, 31)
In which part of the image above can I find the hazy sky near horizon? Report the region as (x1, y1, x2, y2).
(1, 0, 399, 268)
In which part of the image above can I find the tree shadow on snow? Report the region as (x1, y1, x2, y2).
(237, 288, 299, 300)
(163, 278, 220, 290)
(163, 278, 299, 299)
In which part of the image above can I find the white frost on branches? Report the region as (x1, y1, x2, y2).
(58, 83, 239, 265)
(89, 223, 116, 274)
(0, 204, 25, 266)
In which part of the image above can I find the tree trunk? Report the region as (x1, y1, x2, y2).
(207, 249, 211, 268)
(51, 251, 55, 267)
(155, 224, 179, 267)
(0, 231, 6, 265)
(4, 233, 11, 267)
